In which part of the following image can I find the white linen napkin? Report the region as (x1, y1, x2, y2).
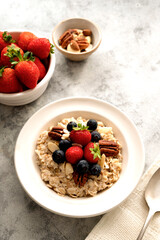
(86, 156, 160, 240)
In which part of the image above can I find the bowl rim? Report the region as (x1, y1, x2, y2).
(14, 96, 145, 217)
(52, 17, 102, 55)
(0, 30, 55, 98)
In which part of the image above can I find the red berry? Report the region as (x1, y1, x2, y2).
(1, 44, 24, 67)
(0, 31, 15, 52)
(28, 38, 51, 59)
(70, 129, 91, 146)
(65, 146, 83, 164)
(18, 32, 37, 51)
(84, 142, 101, 163)
(0, 68, 22, 93)
(15, 61, 40, 89)
(34, 57, 46, 80)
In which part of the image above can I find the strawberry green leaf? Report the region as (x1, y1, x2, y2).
(5, 44, 23, 64)
(0, 67, 5, 77)
(2, 31, 15, 43)
(73, 123, 89, 131)
(23, 51, 35, 61)
(11, 61, 19, 65)
(50, 43, 54, 54)
(89, 143, 101, 160)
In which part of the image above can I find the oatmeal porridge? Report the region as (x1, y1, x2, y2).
(35, 117, 122, 198)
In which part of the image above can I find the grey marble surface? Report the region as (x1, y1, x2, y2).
(1, 0, 160, 239)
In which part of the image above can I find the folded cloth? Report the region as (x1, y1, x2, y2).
(85, 156, 160, 240)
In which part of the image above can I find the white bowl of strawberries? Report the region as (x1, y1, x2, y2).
(0, 30, 55, 106)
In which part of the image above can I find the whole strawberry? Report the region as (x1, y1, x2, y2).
(18, 32, 37, 51)
(6, 46, 40, 89)
(70, 123, 91, 146)
(0, 31, 15, 52)
(34, 57, 46, 80)
(84, 142, 101, 163)
(1, 44, 24, 67)
(28, 38, 54, 59)
(0, 67, 22, 93)
(15, 61, 40, 89)
(65, 146, 83, 164)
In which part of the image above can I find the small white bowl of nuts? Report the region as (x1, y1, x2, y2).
(52, 18, 102, 61)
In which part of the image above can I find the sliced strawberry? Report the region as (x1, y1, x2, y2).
(84, 142, 101, 163)
(65, 146, 83, 164)
(70, 123, 91, 146)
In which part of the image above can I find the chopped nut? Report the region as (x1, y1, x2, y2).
(83, 29, 92, 36)
(73, 172, 88, 186)
(65, 163, 74, 175)
(48, 141, 59, 152)
(70, 40, 80, 51)
(98, 154, 106, 169)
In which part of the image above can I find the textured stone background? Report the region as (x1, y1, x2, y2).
(1, 0, 160, 239)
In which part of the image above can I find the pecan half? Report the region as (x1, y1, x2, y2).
(48, 127, 64, 141)
(61, 34, 73, 48)
(73, 172, 88, 186)
(99, 140, 119, 157)
(59, 30, 70, 44)
(59, 30, 73, 48)
(77, 39, 89, 50)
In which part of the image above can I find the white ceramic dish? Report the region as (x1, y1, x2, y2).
(52, 18, 102, 61)
(0, 30, 55, 106)
(14, 97, 145, 218)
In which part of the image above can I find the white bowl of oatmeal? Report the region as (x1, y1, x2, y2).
(14, 97, 145, 217)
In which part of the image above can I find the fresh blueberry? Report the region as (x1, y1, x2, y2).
(87, 119, 97, 131)
(90, 164, 101, 176)
(52, 150, 65, 164)
(91, 131, 101, 142)
(76, 160, 90, 174)
(59, 139, 72, 152)
(67, 121, 77, 132)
